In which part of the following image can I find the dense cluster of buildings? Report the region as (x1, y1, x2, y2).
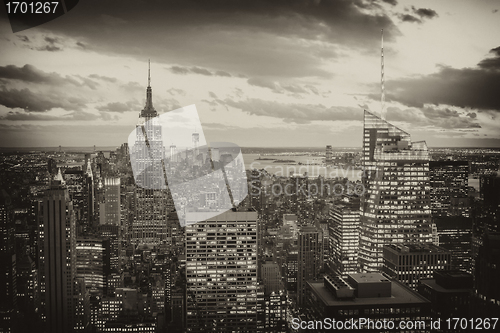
(0, 74, 499, 333)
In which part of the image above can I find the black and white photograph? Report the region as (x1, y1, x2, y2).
(0, 0, 499, 332)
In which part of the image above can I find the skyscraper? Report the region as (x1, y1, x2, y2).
(130, 63, 170, 245)
(359, 110, 433, 272)
(100, 177, 121, 226)
(297, 225, 322, 306)
(185, 211, 258, 332)
(39, 176, 76, 333)
(329, 195, 360, 276)
(429, 160, 469, 218)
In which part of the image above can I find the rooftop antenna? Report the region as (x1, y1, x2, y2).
(148, 59, 151, 87)
(380, 29, 386, 120)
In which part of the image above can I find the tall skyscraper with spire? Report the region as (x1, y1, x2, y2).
(358, 31, 433, 272)
(130, 62, 169, 245)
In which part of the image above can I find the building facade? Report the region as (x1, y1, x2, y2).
(185, 211, 258, 332)
(359, 110, 433, 272)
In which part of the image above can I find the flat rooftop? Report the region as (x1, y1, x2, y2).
(384, 243, 449, 254)
(419, 279, 472, 293)
(308, 280, 429, 307)
(349, 273, 390, 284)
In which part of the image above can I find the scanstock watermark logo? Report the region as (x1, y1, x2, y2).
(128, 104, 248, 228)
(4, 0, 79, 32)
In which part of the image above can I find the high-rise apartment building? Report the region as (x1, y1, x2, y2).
(185, 211, 258, 332)
(39, 177, 76, 333)
(359, 110, 433, 272)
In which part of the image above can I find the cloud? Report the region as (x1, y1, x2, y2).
(247, 77, 313, 95)
(167, 88, 186, 96)
(0, 87, 87, 112)
(168, 65, 234, 77)
(37, 0, 399, 78)
(399, 14, 421, 23)
(190, 67, 213, 76)
(399, 6, 438, 24)
(216, 97, 361, 124)
(376, 49, 500, 111)
(89, 74, 117, 83)
(413, 7, 438, 19)
(208, 91, 218, 99)
(381, 0, 397, 5)
(385, 106, 481, 129)
(477, 46, 500, 70)
(96, 100, 140, 112)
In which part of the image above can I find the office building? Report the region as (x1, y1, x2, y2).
(434, 217, 472, 272)
(76, 238, 107, 291)
(359, 110, 433, 272)
(429, 161, 469, 217)
(473, 232, 500, 317)
(305, 273, 431, 333)
(383, 243, 451, 290)
(261, 260, 281, 295)
(130, 66, 170, 245)
(185, 211, 258, 332)
(100, 177, 121, 226)
(297, 226, 323, 305)
(39, 176, 76, 333)
(329, 196, 360, 276)
(418, 270, 473, 318)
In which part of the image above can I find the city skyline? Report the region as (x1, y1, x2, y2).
(0, 0, 499, 148)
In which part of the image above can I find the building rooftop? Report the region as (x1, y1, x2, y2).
(419, 279, 472, 293)
(308, 277, 428, 307)
(384, 243, 449, 254)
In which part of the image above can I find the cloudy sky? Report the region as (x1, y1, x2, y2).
(0, 0, 499, 147)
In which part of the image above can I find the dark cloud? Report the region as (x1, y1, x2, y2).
(96, 100, 140, 112)
(399, 14, 421, 23)
(17, 35, 30, 42)
(385, 106, 481, 129)
(381, 0, 397, 5)
(170, 66, 190, 75)
(208, 91, 218, 99)
(0, 87, 87, 112)
(1, 110, 100, 122)
(379, 53, 500, 111)
(76, 42, 87, 49)
(413, 7, 438, 19)
(0, 64, 63, 84)
(477, 46, 500, 70)
(215, 97, 361, 124)
(399, 6, 438, 24)
(0, 64, 98, 89)
(36, 0, 399, 78)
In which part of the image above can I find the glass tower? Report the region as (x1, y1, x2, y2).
(359, 110, 433, 272)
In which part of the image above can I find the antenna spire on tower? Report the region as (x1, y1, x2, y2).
(148, 59, 151, 87)
(380, 29, 386, 120)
